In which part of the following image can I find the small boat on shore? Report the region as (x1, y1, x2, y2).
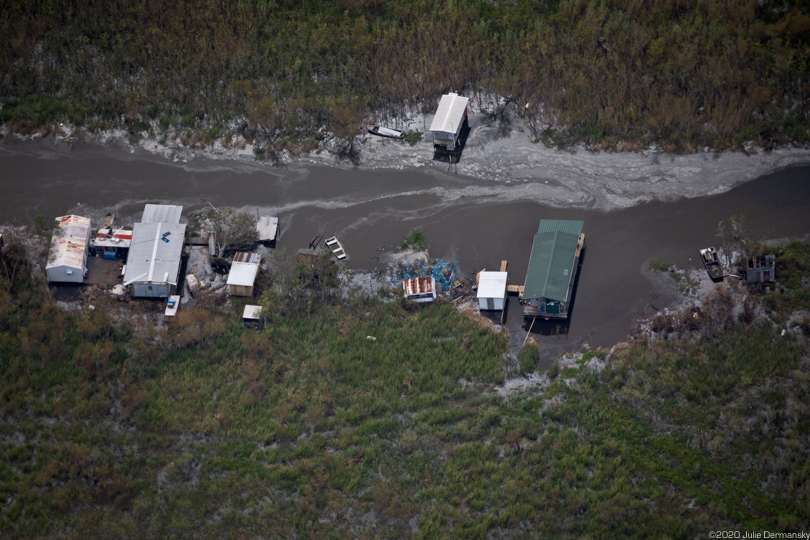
(700, 247, 724, 281)
(368, 125, 405, 139)
(325, 236, 347, 260)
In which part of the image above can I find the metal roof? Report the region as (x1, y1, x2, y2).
(536, 219, 583, 236)
(523, 221, 583, 302)
(141, 204, 183, 224)
(124, 222, 186, 285)
(46, 215, 91, 270)
(232, 252, 261, 264)
(403, 276, 435, 295)
(256, 216, 278, 241)
(429, 93, 469, 135)
(227, 253, 261, 287)
(243, 305, 263, 320)
(476, 271, 508, 299)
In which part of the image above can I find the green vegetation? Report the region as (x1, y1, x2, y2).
(400, 228, 427, 251)
(1, 0, 808, 150)
(650, 260, 671, 273)
(1, 231, 809, 537)
(403, 131, 423, 147)
(519, 342, 539, 373)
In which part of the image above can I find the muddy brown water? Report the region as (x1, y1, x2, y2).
(2, 138, 809, 358)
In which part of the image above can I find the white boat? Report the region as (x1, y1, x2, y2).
(368, 125, 404, 139)
(324, 236, 347, 260)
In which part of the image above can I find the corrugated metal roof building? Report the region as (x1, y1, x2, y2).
(46, 215, 92, 283)
(522, 220, 584, 318)
(227, 252, 261, 297)
(141, 204, 183, 224)
(403, 276, 437, 303)
(429, 93, 469, 149)
(477, 271, 508, 311)
(124, 222, 186, 297)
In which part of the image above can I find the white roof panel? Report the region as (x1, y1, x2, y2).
(142, 204, 183, 224)
(243, 305, 263, 320)
(429, 93, 469, 135)
(46, 215, 90, 270)
(477, 271, 508, 299)
(256, 216, 278, 241)
(227, 261, 260, 287)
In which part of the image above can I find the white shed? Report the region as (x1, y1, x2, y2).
(228, 252, 261, 297)
(429, 93, 469, 149)
(242, 305, 264, 328)
(46, 215, 92, 283)
(477, 271, 508, 311)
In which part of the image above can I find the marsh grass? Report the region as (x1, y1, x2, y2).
(0, 234, 808, 537)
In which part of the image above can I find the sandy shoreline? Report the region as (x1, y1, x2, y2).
(7, 102, 809, 213)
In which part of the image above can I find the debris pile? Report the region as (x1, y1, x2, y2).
(391, 259, 461, 292)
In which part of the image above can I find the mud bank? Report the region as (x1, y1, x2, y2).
(2, 123, 810, 350)
(5, 104, 810, 212)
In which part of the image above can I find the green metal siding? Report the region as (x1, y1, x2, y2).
(523, 220, 583, 303)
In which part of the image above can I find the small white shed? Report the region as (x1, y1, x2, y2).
(429, 93, 469, 149)
(228, 252, 261, 297)
(242, 305, 264, 329)
(46, 215, 92, 283)
(477, 271, 508, 311)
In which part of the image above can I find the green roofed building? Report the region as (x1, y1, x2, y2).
(521, 220, 585, 318)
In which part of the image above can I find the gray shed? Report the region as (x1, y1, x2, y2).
(124, 222, 186, 297)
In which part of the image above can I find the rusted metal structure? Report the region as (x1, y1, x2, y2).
(403, 276, 437, 303)
(46, 215, 92, 283)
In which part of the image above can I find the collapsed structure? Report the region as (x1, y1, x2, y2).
(403, 276, 437, 303)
